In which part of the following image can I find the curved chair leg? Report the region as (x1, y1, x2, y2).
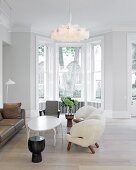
(39, 110, 42, 116)
(67, 142, 71, 151)
(88, 145, 95, 154)
(95, 142, 99, 148)
(58, 110, 60, 118)
(43, 110, 45, 115)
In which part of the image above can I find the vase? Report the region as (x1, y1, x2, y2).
(65, 114, 74, 127)
(66, 107, 73, 115)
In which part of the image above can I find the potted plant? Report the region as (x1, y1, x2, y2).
(61, 96, 78, 115)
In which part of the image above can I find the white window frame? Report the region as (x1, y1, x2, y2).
(36, 36, 53, 110)
(56, 43, 85, 101)
(91, 42, 101, 100)
(86, 36, 104, 109)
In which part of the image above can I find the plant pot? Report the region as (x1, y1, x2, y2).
(65, 114, 74, 127)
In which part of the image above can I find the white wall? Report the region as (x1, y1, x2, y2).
(30, 33, 36, 110)
(104, 32, 112, 111)
(102, 31, 129, 118)
(3, 32, 31, 110)
(112, 31, 129, 118)
(0, 25, 11, 107)
(0, 25, 11, 44)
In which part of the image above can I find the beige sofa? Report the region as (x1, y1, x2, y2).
(0, 108, 25, 148)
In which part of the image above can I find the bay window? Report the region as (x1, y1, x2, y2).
(36, 36, 104, 110)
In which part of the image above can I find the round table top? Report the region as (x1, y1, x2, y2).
(27, 116, 61, 131)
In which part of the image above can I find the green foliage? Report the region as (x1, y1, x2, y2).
(62, 47, 76, 56)
(132, 43, 136, 71)
(61, 96, 78, 108)
(38, 44, 45, 56)
(73, 90, 81, 98)
(74, 99, 78, 105)
(132, 83, 136, 88)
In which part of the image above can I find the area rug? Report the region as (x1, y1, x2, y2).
(79, 166, 136, 170)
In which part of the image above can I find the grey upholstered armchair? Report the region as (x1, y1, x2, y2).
(41, 101, 60, 118)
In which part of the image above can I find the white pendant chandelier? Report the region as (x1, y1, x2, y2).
(51, 0, 89, 42)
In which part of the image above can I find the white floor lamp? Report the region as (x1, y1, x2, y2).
(5, 79, 16, 103)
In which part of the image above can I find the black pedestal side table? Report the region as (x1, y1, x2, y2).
(28, 136, 45, 163)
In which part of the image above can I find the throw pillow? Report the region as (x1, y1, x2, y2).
(75, 105, 97, 119)
(3, 103, 22, 119)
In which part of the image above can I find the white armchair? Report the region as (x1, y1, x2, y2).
(74, 105, 104, 121)
(66, 119, 105, 153)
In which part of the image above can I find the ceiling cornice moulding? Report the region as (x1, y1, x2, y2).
(11, 26, 112, 38)
(112, 26, 136, 32)
(11, 25, 136, 36)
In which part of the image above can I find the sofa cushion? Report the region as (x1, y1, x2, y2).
(13, 119, 25, 130)
(0, 126, 15, 142)
(0, 112, 3, 120)
(3, 103, 21, 119)
(0, 119, 24, 129)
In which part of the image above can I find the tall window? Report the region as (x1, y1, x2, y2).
(59, 47, 82, 99)
(127, 34, 136, 116)
(91, 43, 102, 101)
(131, 43, 136, 101)
(38, 43, 47, 102)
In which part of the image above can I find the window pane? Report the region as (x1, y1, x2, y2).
(94, 72, 101, 99)
(38, 44, 47, 100)
(38, 84, 44, 99)
(94, 45, 101, 72)
(59, 47, 82, 98)
(132, 43, 136, 100)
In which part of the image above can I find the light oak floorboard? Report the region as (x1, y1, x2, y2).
(0, 115, 136, 170)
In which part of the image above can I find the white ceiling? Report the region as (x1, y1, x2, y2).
(5, 0, 136, 36)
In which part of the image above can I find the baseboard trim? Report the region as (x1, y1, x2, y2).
(112, 111, 131, 119)
(104, 110, 112, 118)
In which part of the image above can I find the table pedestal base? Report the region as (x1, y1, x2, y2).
(28, 136, 45, 163)
(32, 153, 42, 163)
(65, 115, 74, 127)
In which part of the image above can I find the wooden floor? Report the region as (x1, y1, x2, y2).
(0, 115, 136, 170)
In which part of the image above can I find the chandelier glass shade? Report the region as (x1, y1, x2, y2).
(51, 23, 89, 42)
(51, 0, 89, 42)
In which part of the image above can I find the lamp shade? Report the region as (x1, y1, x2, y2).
(6, 79, 15, 85)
